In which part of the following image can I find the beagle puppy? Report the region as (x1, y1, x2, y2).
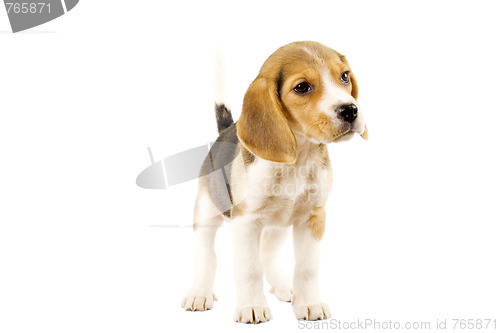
(181, 41, 368, 323)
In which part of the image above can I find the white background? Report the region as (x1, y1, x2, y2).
(1, 0, 499, 332)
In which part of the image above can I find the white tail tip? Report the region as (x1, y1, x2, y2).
(214, 46, 229, 107)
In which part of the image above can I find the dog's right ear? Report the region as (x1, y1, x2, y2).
(350, 72, 369, 141)
(237, 77, 297, 164)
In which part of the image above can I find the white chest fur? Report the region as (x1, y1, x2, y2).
(241, 141, 332, 226)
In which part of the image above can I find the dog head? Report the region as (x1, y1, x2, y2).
(237, 41, 368, 164)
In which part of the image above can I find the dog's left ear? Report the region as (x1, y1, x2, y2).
(350, 73, 369, 141)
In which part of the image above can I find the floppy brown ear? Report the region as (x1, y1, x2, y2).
(350, 73, 369, 140)
(236, 77, 297, 164)
(360, 124, 369, 140)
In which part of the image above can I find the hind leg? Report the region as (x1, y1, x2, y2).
(182, 190, 223, 311)
(260, 226, 294, 302)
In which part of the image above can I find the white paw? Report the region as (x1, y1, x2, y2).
(293, 302, 331, 321)
(181, 292, 217, 311)
(233, 305, 272, 324)
(269, 286, 293, 302)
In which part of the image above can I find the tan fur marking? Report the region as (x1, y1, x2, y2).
(318, 143, 330, 167)
(193, 222, 199, 232)
(307, 207, 326, 240)
(360, 124, 369, 140)
(231, 200, 247, 217)
(293, 192, 314, 218)
(257, 196, 285, 213)
(349, 72, 359, 100)
(240, 143, 256, 166)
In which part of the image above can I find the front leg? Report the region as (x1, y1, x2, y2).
(231, 216, 271, 324)
(292, 207, 331, 321)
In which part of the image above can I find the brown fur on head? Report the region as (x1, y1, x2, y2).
(237, 41, 367, 164)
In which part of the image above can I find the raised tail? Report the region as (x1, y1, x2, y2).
(214, 47, 234, 133)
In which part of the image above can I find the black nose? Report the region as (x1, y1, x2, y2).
(336, 104, 358, 123)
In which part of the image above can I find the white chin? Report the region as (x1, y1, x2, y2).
(331, 131, 355, 143)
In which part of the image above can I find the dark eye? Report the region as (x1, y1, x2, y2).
(293, 82, 312, 94)
(340, 71, 350, 84)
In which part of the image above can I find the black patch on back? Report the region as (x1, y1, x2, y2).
(200, 123, 240, 216)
